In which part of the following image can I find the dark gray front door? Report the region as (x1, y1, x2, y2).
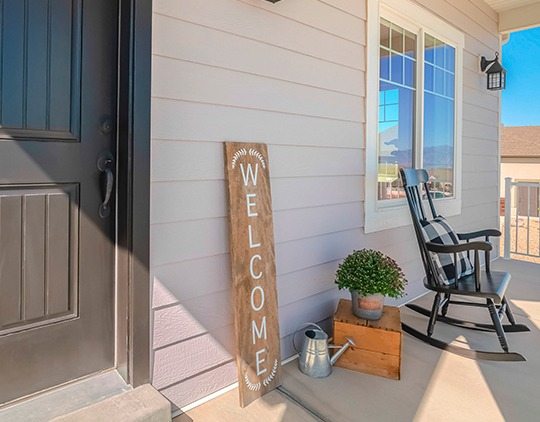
(0, 0, 118, 404)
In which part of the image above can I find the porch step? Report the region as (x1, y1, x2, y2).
(51, 384, 171, 422)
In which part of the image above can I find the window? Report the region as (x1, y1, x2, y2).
(365, 0, 464, 233)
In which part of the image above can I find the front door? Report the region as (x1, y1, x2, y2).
(0, 0, 118, 404)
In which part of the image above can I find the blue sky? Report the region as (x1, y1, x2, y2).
(502, 26, 540, 126)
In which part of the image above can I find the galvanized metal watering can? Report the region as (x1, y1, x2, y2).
(293, 323, 355, 378)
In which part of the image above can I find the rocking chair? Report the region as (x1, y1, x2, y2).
(400, 168, 529, 361)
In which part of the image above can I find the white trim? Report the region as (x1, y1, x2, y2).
(365, 0, 464, 233)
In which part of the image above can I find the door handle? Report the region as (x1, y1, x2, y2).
(97, 151, 115, 218)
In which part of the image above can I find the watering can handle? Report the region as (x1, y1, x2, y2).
(292, 322, 325, 355)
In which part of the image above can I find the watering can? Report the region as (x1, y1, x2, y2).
(293, 323, 356, 378)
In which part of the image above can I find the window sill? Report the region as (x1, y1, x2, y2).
(364, 197, 461, 233)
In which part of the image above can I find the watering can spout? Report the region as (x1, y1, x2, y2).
(330, 337, 356, 366)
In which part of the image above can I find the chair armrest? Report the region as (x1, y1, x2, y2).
(457, 229, 501, 241)
(426, 241, 493, 254)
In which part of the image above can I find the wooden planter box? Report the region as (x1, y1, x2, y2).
(333, 299, 402, 380)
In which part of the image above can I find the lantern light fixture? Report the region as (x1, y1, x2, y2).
(480, 52, 507, 91)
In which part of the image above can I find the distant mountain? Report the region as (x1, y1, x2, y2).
(380, 144, 454, 169)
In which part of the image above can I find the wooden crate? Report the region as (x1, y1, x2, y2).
(333, 299, 402, 380)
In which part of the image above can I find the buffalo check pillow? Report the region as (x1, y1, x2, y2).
(420, 216, 474, 285)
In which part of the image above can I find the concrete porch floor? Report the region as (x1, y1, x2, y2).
(174, 258, 540, 422)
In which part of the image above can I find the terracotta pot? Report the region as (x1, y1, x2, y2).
(351, 291, 384, 320)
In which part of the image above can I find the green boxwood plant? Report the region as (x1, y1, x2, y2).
(335, 249, 407, 298)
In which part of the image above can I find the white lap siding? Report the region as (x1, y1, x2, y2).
(150, 0, 500, 410)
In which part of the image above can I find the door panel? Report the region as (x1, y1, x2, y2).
(0, 185, 78, 335)
(0, 0, 117, 405)
(0, 0, 81, 141)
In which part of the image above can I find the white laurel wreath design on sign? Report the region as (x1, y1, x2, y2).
(263, 359, 278, 387)
(231, 148, 247, 169)
(231, 147, 266, 170)
(249, 148, 266, 169)
(243, 359, 278, 391)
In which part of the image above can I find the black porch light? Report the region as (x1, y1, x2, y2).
(480, 52, 507, 91)
(265, 0, 282, 2)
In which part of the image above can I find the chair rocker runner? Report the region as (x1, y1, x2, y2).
(400, 169, 529, 362)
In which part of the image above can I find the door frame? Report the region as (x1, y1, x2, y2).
(117, 0, 152, 387)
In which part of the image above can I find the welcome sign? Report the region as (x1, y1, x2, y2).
(224, 142, 281, 407)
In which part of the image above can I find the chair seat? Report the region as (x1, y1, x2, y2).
(425, 270, 510, 303)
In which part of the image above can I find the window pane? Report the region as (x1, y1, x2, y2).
(434, 39, 445, 68)
(378, 82, 415, 200)
(391, 26, 404, 53)
(404, 57, 415, 88)
(435, 67, 445, 95)
(378, 20, 417, 201)
(391, 53, 403, 84)
(444, 45, 455, 72)
(424, 34, 456, 199)
(405, 30, 416, 58)
(380, 48, 390, 80)
(425, 34, 435, 63)
(380, 20, 390, 48)
(425, 63, 434, 92)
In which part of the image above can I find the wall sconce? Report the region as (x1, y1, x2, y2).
(480, 52, 507, 91)
(265, 0, 282, 3)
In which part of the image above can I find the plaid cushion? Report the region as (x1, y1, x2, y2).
(420, 217, 474, 285)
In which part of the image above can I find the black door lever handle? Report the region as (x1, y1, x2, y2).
(97, 151, 115, 218)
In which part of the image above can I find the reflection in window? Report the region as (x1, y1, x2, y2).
(424, 34, 455, 199)
(378, 19, 416, 200)
(377, 21, 456, 202)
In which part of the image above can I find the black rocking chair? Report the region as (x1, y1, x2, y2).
(400, 168, 529, 361)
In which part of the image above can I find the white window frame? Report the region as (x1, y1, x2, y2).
(365, 0, 465, 233)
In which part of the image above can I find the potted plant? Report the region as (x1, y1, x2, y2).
(335, 249, 407, 320)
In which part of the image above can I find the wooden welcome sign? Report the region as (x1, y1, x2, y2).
(224, 142, 281, 407)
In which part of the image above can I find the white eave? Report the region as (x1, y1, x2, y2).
(484, 0, 540, 33)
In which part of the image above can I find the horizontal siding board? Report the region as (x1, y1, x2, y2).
(152, 140, 224, 182)
(462, 103, 498, 127)
(153, 333, 234, 389)
(153, 15, 365, 96)
(445, 0, 498, 35)
(320, 0, 366, 19)
(415, 0, 499, 51)
(462, 137, 498, 156)
(237, 0, 366, 44)
(277, 261, 339, 308)
(151, 141, 364, 183)
(151, 181, 227, 224)
(273, 202, 363, 244)
(154, 0, 364, 69)
(151, 218, 228, 267)
(462, 120, 498, 141)
(275, 229, 364, 276)
(468, 0, 498, 20)
(153, 292, 233, 349)
(278, 289, 340, 337)
(159, 362, 237, 411)
(463, 85, 499, 113)
(271, 176, 364, 211)
(463, 154, 499, 172)
(153, 254, 231, 308)
(269, 145, 364, 178)
(462, 171, 499, 189)
(151, 100, 364, 147)
(152, 56, 364, 121)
